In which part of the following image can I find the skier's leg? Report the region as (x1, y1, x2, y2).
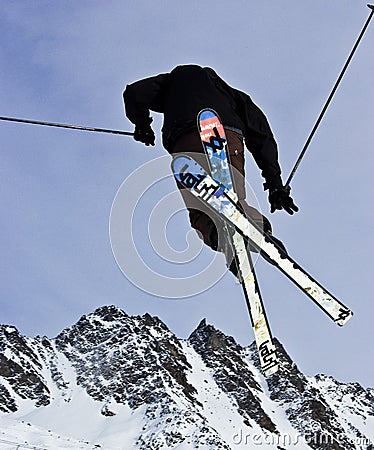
(189, 207, 242, 274)
(188, 208, 219, 251)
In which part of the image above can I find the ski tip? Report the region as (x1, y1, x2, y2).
(263, 365, 279, 377)
(171, 154, 192, 176)
(198, 108, 217, 121)
(368, 4, 374, 11)
(335, 309, 353, 327)
(170, 154, 184, 172)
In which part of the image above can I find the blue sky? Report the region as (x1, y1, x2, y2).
(1, 1, 373, 387)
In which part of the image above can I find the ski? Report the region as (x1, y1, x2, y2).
(198, 109, 278, 376)
(171, 153, 353, 327)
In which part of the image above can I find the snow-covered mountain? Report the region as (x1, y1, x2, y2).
(0, 305, 373, 450)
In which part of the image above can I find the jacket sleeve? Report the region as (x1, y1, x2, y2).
(234, 89, 283, 190)
(123, 73, 169, 127)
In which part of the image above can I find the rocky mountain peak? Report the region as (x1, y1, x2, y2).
(0, 307, 373, 449)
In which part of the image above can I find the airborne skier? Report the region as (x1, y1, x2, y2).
(123, 64, 298, 272)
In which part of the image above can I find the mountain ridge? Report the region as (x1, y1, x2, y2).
(0, 305, 373, 450)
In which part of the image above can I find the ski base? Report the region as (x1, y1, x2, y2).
(172, 153, 353, 327)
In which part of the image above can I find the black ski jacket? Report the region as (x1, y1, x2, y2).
(123, 65, 282, 189)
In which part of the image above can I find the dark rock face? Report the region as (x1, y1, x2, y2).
(0, 326, 50, 410)
(251, 339, 374, 450)
(188, 319, 277, 433)
(54, 306, 197, 409)
(0, 307, 373, 450)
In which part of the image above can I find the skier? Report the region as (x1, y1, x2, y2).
(123, 64, 298, 272)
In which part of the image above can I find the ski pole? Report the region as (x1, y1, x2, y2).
(0, 115, 134, 137)
(285, 4, 374, 188)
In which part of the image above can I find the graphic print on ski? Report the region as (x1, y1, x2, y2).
(198, 108, 278, 376)
(172, 154, 353, 327)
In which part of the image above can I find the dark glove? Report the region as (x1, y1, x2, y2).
(134, 124, 155, 146)
(269, 186, 299, 215)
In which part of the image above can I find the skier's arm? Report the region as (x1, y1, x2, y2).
(235, 90, 298, 214)
(235, 90, 282, 190)
(123, 73, 169, 127)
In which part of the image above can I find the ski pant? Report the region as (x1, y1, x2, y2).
(171, 129, 272, 253)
